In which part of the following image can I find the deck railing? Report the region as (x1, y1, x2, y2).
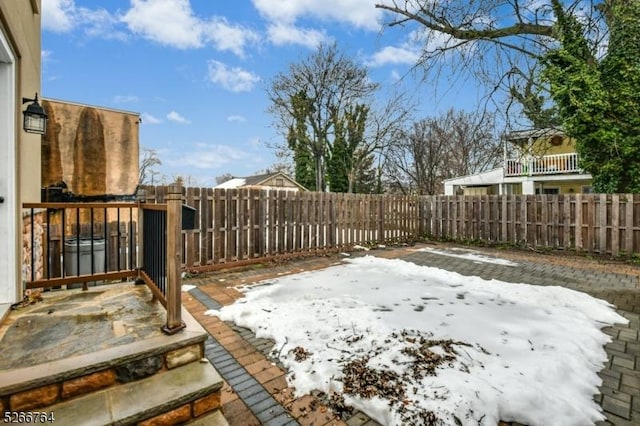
(22, 183, 185, 334)
(22, 202, 139, 290)
(136, 185, 185, 334)
(505, 152, 581, 177)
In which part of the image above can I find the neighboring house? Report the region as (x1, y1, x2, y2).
(0, 1, 42, 313)
(215, 172, 308, 191)
(444, 128, 593, 195)
(41, 98, 140, 200)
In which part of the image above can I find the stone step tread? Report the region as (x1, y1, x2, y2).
(185, 409, 229, 426)
(0, 309, 208, 395)
(46, 360, 223, 426)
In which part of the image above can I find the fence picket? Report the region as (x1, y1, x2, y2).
(612, 194, 620, 256)
(625, 194, 634, 254)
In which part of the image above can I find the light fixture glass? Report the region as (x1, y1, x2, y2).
(22, 93, 48, 135)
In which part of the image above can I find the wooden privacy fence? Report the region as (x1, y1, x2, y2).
(423, 193, 640, 257)
(140, 186, 422, 268)
(141, 187, 640, 268)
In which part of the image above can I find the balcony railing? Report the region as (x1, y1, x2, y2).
(505, 152, 581, 177)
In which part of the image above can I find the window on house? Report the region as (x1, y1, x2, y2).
(275, 178, 284, 187)
(582, 186, 593, 193)
(542, 187, 559, 194)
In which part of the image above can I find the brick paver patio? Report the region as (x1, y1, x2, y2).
(183, 243, 640, 426)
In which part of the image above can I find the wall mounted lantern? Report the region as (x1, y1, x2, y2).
(22, 93, 48, 135)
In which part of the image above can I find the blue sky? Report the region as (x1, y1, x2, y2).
(41, 0, 482, 186)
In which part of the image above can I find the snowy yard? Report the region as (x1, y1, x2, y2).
(205, 254, 627, 426)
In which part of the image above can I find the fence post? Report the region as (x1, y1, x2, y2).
(164, 183, 185, 334)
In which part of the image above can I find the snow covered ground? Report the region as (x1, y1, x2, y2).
(415, 247, 520, 266)
(205, 255, 626, 426)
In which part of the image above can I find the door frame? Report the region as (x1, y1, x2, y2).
(0, 27, 17, 304)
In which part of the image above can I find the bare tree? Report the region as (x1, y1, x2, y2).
(386, 109, 501, 194)
(267, 42, 379, 191)
(359, 88, 416, 192)
(173, 175, 199, 187)
(139, 147, 162, 185)
(374, 0, 609, 127)
(255, 162, 295, 177)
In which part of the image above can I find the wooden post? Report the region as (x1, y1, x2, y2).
(164, 183, 185, 334)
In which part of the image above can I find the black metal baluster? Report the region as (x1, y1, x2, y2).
(61, 209, 66, 278)
(75, 208, 80, 276)
(104, 208, 108, 273)
(117, 208, 121, 271)
(30, 208, 35, 282)
(90, 208, 95, 275)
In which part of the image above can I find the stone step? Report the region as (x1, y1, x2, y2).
(185, 410, 229, 426)
(44, 360, 223, 426)
(0, 309, 208, 398)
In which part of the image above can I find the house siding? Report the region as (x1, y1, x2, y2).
(538, 180, 593, 194)
(525, 134, 576, 156)
(0, 1, 42, 303)
(261, 176, 300, 190)
(1, 0, 42, 203)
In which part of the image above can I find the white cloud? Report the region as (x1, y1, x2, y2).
(252, 0, 382, 31)
(207, 60, 260, 93)
(267, 23, 329, 48)
(141, 113, 161, 124)
(248, 137, 262, 147)
(41, 50, 53, 63)
(121, 0, 204, 48)
(42, 0, 76, 33)
(167, 144, 249, 169)
(367, 45, 420, 67)
(121, 0, 259, 55)
(227, 115, 247, 123)
(166, 111, 191, 124)
(43, 0, 258, 55)
(42, 0, 125, 39)
(367, 30, 464, 67)
(78, 7, 126, 40)
(113, 95, 139, 104)
(204, 17, 261, 57)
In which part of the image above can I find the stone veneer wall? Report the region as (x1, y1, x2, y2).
(22, 210, 44, 284)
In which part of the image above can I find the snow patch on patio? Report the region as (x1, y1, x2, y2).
(415, 247, 520, 266)
(206, 256, 625, 425)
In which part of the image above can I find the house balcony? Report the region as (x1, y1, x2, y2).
(504, 152, 581, 177)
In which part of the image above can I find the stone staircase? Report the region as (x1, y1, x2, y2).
(0, 309, 228, 426)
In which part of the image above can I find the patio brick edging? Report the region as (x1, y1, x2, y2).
(188, 288, 299, 426)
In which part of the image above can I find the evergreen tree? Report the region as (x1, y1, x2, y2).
(327, 104, 369, 193)
(544, 0, 640, 192)
(288, 91, 317, 190)
(352, 150, 377, 194)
